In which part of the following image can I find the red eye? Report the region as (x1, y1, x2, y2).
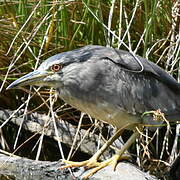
(51, 64, 62, 72)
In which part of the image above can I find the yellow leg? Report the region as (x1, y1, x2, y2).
(60, 128, 140, 179)
(83, 130, 140, 179)
(60, 128, 124, 168)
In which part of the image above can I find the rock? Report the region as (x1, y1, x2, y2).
(77, 162, 157, 180)
(0, 153, 157, 180)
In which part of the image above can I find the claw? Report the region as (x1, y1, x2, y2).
(60, 160, 85, 169)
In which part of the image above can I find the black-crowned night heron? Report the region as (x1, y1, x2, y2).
(7, 45, 180, 178)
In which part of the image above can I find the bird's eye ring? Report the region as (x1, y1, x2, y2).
(51, 64, 62, 72)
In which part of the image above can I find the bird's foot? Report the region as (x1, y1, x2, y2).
(60, 154, 129, 179)
(82, 154, 129, 179)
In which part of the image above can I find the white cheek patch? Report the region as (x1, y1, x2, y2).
(43, 73, 63, 89)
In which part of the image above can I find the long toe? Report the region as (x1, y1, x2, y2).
(60, 158, 100, 170)
(82, 154, 129, 179)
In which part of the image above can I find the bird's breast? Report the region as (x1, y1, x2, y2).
(59, 89, 140, 129)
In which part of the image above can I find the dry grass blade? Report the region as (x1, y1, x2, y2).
(67, 112, 84, 160)
(49, 88, 65, 160)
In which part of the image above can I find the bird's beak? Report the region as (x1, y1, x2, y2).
(6, 70, 52, 90)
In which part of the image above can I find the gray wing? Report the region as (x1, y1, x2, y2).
(107, 48, 180, 121)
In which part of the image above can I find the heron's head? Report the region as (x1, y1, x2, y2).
(6, 46, 96, 90)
